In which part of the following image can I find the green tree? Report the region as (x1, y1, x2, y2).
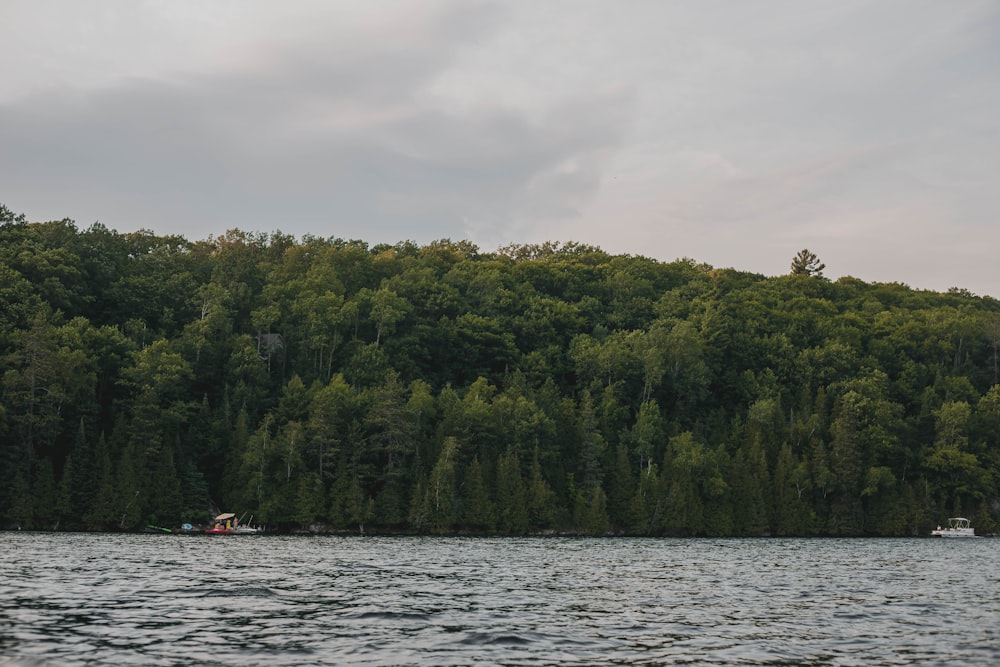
(925, 399, 989, 515)
(576, 390, 605, 490)
(423, 436, 460, 533)
(661, 432, 711, 535)
(495, 449, 529, 534)
(630, 401, 665, 476)
(32, 457, 59, 529)
(605, 444, 635, 531)
(461, 457, 495, 532)
(772, 442, 814, 535)
(85, 433, 117, 530)
(307, 373, 356, 482)
(574, 486, 610, 536)
(827, 393, 865, 534)
(58, 420, 97, 529)
(790, 249, 826, 277)
(3, 312, 94, 461)
(526, 449, 556, 531)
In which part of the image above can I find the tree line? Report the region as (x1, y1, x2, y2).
(2, 203, 999, 535)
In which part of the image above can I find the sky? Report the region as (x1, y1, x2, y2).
(2, 0, 999, 296)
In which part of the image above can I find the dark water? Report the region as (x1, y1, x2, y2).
(1, 533, 997, 666)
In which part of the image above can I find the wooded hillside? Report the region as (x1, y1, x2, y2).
(2, 203, 999, 535)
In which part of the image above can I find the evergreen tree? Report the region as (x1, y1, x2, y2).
(32, 458, 59, 530)
(461, 457, 495, 532)
(114, 441, 143, 530)
(344, 474, 373, 533)
(731, 439, 771, 536)
(527, 448, 556, 531)
(85, 433, 117, 529)
(577, 391, 605, 490)
(58, 420, 96, 529)
(772, 442, 812, 535)
(294, 471, 326, 527)
(605, 444, 635, 531)
(789, 249, 826, 277)
(495, 449, 528, 534)
(828, 394, 865, 535)
(224, 407, 252, 510)
(573, 486, 610, 536)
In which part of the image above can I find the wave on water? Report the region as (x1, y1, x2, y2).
(346, 610, 432, 622)
(200, 586, 278, 598)
(2, 534, 998, 666)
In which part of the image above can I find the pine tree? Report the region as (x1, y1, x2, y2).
(8, 470, 33, 529)
(573, 486, 610, 536)
(605, 444, 635, 531)
(731, 439, 771, 536)
(829, 394, 865, 535)
(344, 474, 372, 533)
(146, 442, 183, 526)
(789, 249, 826, 277)
(527, 449, 556, 531)
(32, 458, 58, 530)
(577, 391, 605, 490)
(772, 442, 801, 535)
(114, 441, 143, 530)
(461, 457, 495, 532)
(85, 433, 117, 530)
(223, 406, 252, 510)
(495, 449, 528, 534)
(294, 471, 325, 527)
(59, 419, 96, 529)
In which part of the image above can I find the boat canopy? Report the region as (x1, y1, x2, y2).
(215, 513, 236, 521)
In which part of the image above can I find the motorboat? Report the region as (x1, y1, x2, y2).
(931, 517, 976, 538)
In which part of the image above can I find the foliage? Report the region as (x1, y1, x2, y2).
(2, 205, 999, 535)
(790, 249, 826, 277)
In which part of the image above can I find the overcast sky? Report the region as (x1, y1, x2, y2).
(2, 1, 998, 296)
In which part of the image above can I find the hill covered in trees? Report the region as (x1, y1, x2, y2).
(2, 203, 999, 536)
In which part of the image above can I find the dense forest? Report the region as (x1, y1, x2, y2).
(2, 203, 999, 536)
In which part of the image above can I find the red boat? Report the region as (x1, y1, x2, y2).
(204, 512, 262, 534)
(205, 512, 237, 534)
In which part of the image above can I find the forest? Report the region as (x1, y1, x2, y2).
(2, 202, 999, 536)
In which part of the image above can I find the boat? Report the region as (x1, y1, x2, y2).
(205, 512, 262, 535)
(205, 512, 237, 534)
(234, 513, 263, 534)
(144, 525, 172, 534)
(931, 517, 976, 538)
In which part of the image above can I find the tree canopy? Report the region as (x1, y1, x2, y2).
(2, 206, 999, 536)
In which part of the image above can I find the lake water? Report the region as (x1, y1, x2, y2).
(0, 533, 997, 666)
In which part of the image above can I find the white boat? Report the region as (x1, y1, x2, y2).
(234, 513, 263, 534)
(931, 517, 976, 538)
(233, 524, 262, 534)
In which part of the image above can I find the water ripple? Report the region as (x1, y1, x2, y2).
(1, 534, 998, 665)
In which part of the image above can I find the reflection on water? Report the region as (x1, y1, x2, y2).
(1, 533, 997, 665)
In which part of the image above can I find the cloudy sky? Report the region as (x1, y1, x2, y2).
(2, 1, 998, 296)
